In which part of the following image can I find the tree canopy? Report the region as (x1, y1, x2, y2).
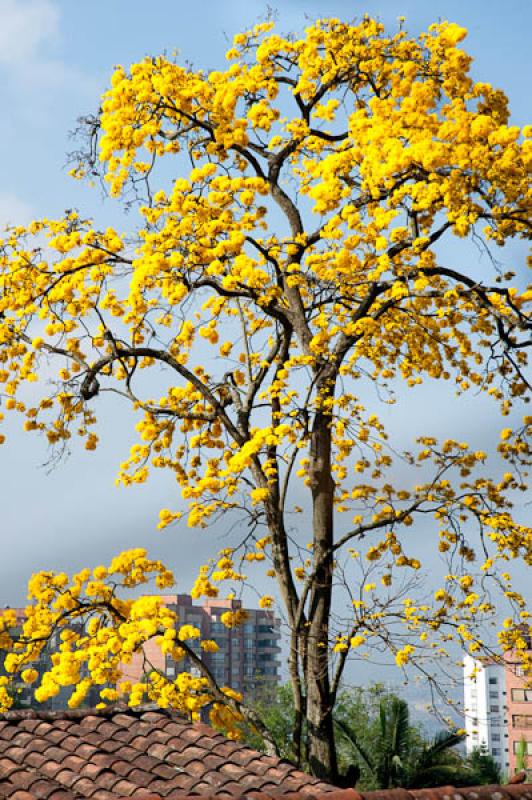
(0, 14, 530, 779)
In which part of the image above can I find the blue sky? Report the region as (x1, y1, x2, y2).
(0, 0, 530, 227)
(0, 0, 530, 694)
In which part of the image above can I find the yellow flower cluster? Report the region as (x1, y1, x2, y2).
(220, 609, 249, 629)
(0, 551, 247, 737)
(395, 645, 415, 667)
(0, 13, 530, 702)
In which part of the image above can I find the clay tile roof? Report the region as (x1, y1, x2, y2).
(0, 706, 336, 798)
(0, 706, 530, 800)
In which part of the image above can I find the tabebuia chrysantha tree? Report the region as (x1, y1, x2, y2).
(0, 15, 531, 779)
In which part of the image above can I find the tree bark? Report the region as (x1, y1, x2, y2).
(305, 376, 338, 780)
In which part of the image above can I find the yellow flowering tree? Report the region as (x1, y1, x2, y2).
(0, 15, 531, 779)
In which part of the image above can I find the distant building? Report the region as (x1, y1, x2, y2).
(2, 595, 281, 709)
(464, 644, 532, 778)
(504, 647, 532, 778)
(0, 607, 101, 710)
(463, 654, 509, 774)
(120, 594, 281, 696)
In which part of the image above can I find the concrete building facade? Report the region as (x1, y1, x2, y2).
(1, 607, 101, 710)
(463, 654, 510, 775)
(464, 644, 532, 779)
(119, 594, 282, 697)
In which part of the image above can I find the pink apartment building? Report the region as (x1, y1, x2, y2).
(2, 595, 281, 709)
(119, 594, 282, 696)
(504, 650, 532, 776)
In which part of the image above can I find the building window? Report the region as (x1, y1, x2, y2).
(489, 677, 498, 685)
(492, 748, 500, 756)
(490, 706, 500, 713)
(513, 741, 532, 755)
(210, 652, 225, 661)
(512, 689, 532, 702)
(489, 691, 499, 699)
(512, 715, 532, 729)
(492, 734, 501, 741)
(210, 622, 225, 633)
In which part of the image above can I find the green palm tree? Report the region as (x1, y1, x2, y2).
(407, 729, 466, 788)
(335, 695, 465, 789)
(376, 696, 411, 787)
(335, 696, 410, 788)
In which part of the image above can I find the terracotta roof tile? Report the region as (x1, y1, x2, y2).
(54, 768, 80, 788)
(39, 762, 64, 780)
(10, 793, 36, 800)
(90, 791, 117, 800)
(45, 730, 70, 746)
(101, 740, 127, 755)
(363, 791, 411, 800)
(0, 706, 530, 800)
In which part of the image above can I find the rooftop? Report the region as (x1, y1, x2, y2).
(0, 705, 335, 799)
(0, 706, 530, 800)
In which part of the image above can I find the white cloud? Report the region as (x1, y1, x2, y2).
(0, 191, 34, 227)
(0, 0, 97, 121)
(0, 0, 59, 66)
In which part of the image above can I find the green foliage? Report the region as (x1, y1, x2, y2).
(240, 682, 385, 780)
(335, 692, 465, 789)
(241, 683, 504, 789)
(465, 746, 502, 785)
(515, 737, 529, 774)
(376, 696, 411, 788)
(240, 683, 297, 761)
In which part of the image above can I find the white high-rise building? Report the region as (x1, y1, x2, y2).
(463, 654, 510, 774)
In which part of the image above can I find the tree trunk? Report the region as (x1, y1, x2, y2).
(305, 384, 337, 781)
(262, 498, 306, 768)
(289, 629, 305, 768)
(306, 644, 337, 780)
